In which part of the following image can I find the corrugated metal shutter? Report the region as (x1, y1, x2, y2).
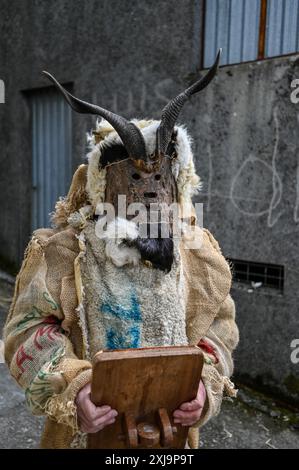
(30, 87, 72, 230)
(204, 0, 261, 67)
(265, 0, 299, 57)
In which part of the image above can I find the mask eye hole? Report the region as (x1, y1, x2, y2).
(132, 173, 141, 180)
(155, 174, 161, 181)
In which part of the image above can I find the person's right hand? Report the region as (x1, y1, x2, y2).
(75, 382, 118, 433)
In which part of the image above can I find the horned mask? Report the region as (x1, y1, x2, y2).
(43, 51, 221, 271)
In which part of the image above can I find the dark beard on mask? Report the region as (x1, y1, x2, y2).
(135, 238, 173, 273)
(130, 235, 174, 273)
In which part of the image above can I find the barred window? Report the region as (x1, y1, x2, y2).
(229, 259, 284, 293)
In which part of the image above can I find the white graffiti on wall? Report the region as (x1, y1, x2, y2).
(205, 106, 299, 228)
(230, 107, 283, 227)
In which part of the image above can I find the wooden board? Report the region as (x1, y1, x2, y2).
(88, 346, 203, 449)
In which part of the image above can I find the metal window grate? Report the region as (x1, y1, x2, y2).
(229, 259, 284, 292)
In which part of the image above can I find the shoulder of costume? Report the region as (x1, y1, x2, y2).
(31, 226, 80, 254)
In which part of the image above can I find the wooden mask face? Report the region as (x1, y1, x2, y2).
(104, 151, 177, 215)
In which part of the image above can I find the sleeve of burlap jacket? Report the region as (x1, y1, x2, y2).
(181, 227, 239, 431)
(3, 227, 92, 431)
(196, 292, 239, 427)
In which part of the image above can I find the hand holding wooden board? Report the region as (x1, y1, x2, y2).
(88, 346, 203, 449)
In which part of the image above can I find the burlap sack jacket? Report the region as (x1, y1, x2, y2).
(4, 165, 239, 449)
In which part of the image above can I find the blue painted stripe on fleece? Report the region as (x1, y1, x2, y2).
(100, 291, 142, 350)
(106, 325, 141, 349)
(101, 292, 142, 322)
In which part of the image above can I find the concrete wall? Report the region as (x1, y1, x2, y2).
(0, 0, 298, 403)
(192, 55, 299, 404)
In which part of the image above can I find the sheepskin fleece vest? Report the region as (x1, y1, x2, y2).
(78, 221, 188, 359)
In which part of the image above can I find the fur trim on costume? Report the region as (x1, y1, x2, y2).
(86, 146, 107, 210)
(87, 119, 201, 209)
(97, 217, 141, 267)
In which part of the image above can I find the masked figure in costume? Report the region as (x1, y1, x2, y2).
(4, 52, 239, 449)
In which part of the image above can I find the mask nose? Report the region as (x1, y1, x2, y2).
(139, 170, 154, 179)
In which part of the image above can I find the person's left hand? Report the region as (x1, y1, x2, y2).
(173, 380, 206, 427)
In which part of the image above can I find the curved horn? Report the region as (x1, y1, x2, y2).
(42, 71, 147, 160)
(155, 49, 221, 156)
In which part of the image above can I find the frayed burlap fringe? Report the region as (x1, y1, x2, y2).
(70, 431, 88, 449)
(44, 368, 92, 435)
(223, 376, 238, 398)
(189, 360, 238, 437)
(45, 396, 78, 432)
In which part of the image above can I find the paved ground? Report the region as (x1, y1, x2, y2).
(0, 274, 298, 449)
